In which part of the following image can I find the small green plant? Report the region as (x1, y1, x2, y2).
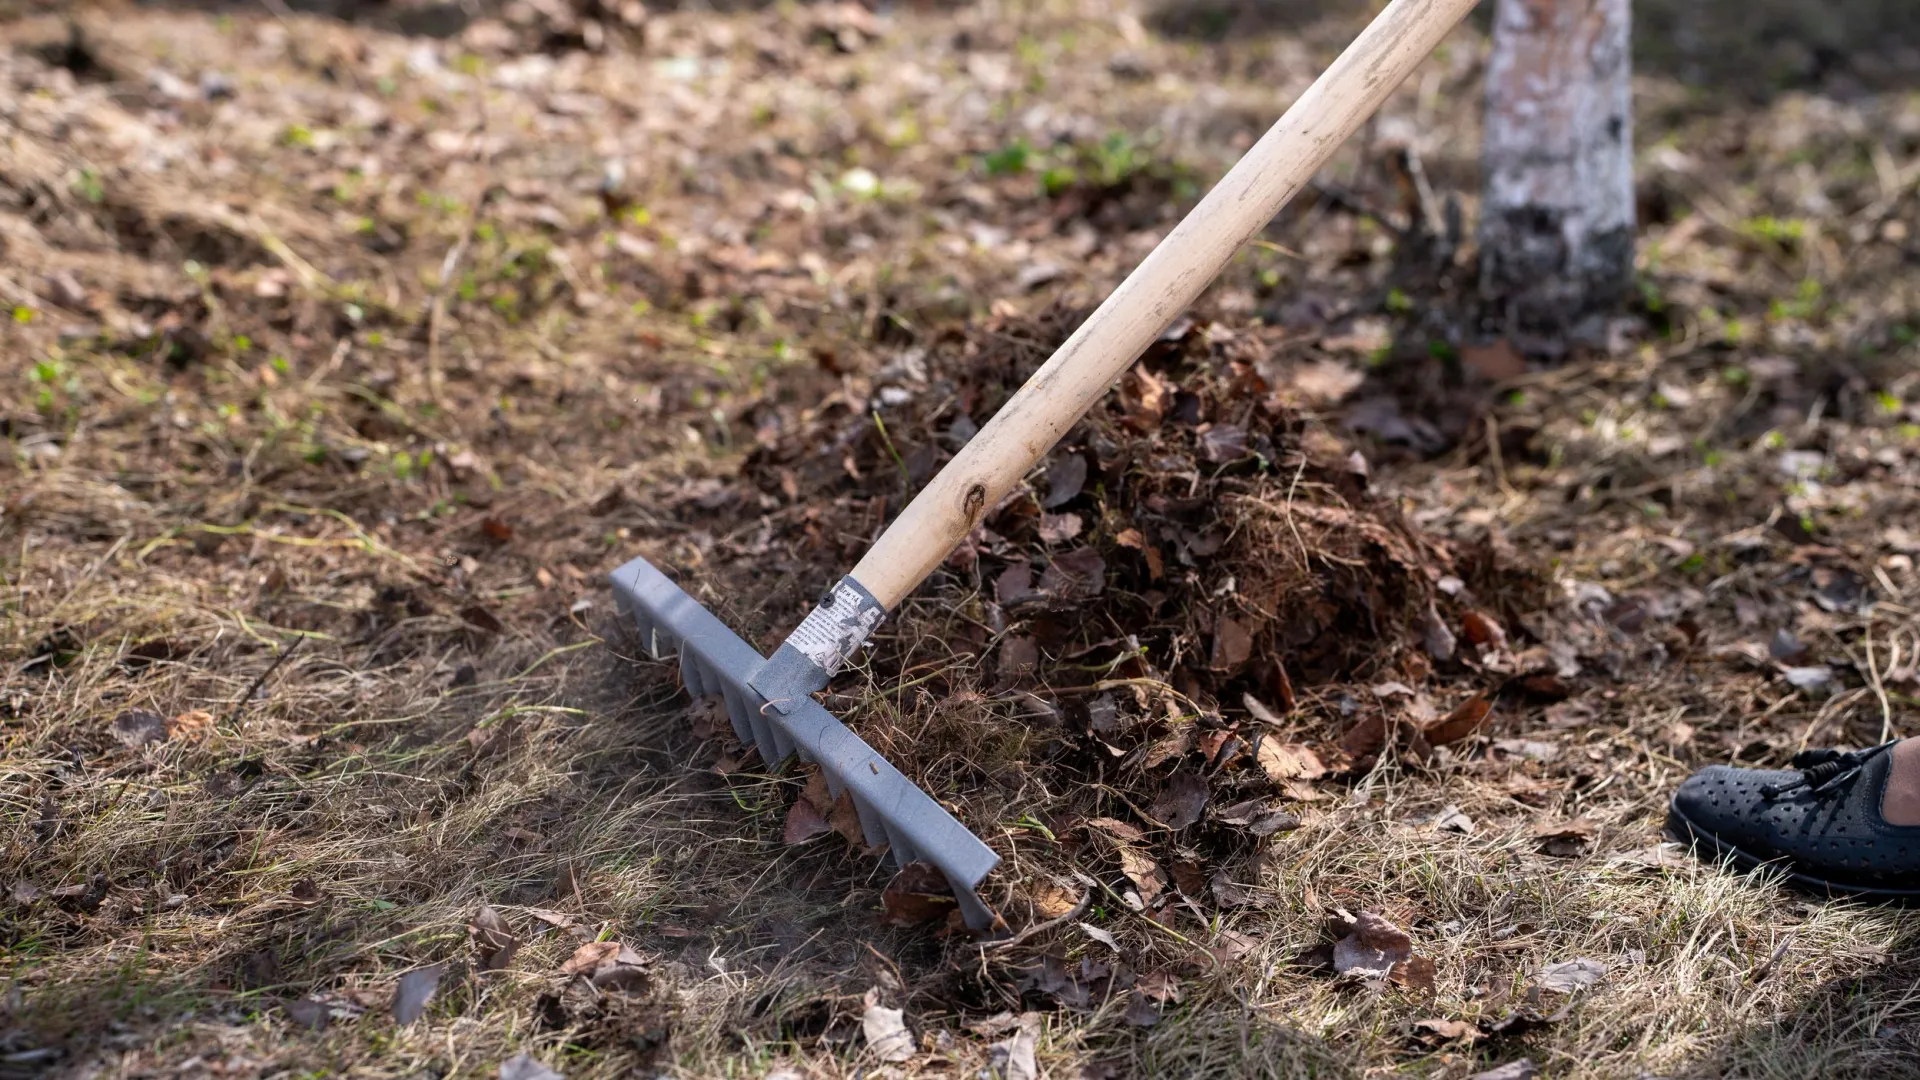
(983, 140, 1032, 176)
(12, 305, 33, 324)
(1040, 166, 1077, 197)
(1385, 288, 1412, 314)
(1721, 366, 1750, 387)
(280, 124, 316, 149)
(71, 168, 105, 204)
(1739, 215, 1806, 245)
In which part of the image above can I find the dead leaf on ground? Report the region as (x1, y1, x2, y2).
(1150, 771, 1208, 829)
(1211, 868, 1253, 907)
(1332, 912, 1412, 977)
(1607, 842, 1690, 873)
(1043, 451, 1087, 508)
(1117, 847, 1165, 907)
(1136, 969, 1182, 1003)
(1086, 816, 1146, 843)
(391, 965, 443, 1026)
(1419, 605, 1457, 662)
(1535, 957, 1607, 993)
(1209, 615, 1254, 670)
(1030, 882, 1081, 919)
(1413, 1017, 1482, 1044)
(1289, 359, 1366, 404)
(1461, 339, 1527, 382)
(561, 941, 619, 977)
(990, 1014, 1040, 1080)
(1424, 691, 1493, 746)
(470, 906, 518, 972)
(290, 878, 322, 903)
(10, 882, 41, 905)
(1532, 817, 1596, 857)
(783, 796, 832, 845)
(460, 604, 506, 634)
(1080, 922, 1120, 952)
(1197, 423, 1248, 463)
(1038, 512, 1083, 544)
(1462, 610, 1506, 648)
(880, 863, 957, 926)
(1257, 738, 1326, 782)
(1038, 546, 1106, 600)
(1125, 367, 1171, 431)
(1122, 990, 1162, 1027)
(1430, 805, 1475, 835)
(1392, 953, 1438, 993)
(499, 1052, 565, 1080)
(480, 516, 514, 541)
(862, 991, 915, 1062)
(1338, 713, 1388, 758)
(283, 998, 330, 1032)
(167, 709, 215, 741)
(111, 709, 168, 749)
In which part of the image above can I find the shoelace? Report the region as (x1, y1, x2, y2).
(1759, 741, 1900, 800)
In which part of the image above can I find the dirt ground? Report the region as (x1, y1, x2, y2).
(2, 0, 1918, 1077)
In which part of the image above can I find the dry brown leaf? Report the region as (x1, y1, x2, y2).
(112, 709, 168, 749)
(1044, 452, 1088, 508)
(1462, 610, 1507, 648)
(1038, 512, 1083, 544)
(1461, 339, 1527, 382)
(880, 863, 956, 926)
(1038, 546, 1105, 600)
(783, 797, 831, 845)
(1117, 847, 1165, 906)
(1332, 911, 1413, 978)
(1338, 713, 1388, 758)
(1424, 691, 1493, 746)
(1532, 817, 1596, 857)
(1391, 953, 1438, 994)
(1086, 817, 1146, 843)
(167, 710, 214, 741)
(1257, 738, 1326, 782)
(1030, 882, 1080, 919)
(1122, 989, 1162, 1027)
(1413, 1017, 1483, 1043)
(561, 941, 619, 977)
(391, 965, 443, 1026)
(1535, 957, 1606, 993)
(470, 906, 518, 972)
(1209, 616, 1254, 670)
(1149, 771, 1208, 829)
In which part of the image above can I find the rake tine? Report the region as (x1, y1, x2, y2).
(611, 556, 1003, 931)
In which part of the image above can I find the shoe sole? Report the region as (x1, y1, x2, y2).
(1664, 803, 1920, 902)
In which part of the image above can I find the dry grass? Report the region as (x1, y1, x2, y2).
(3, 1, 1920, 1078)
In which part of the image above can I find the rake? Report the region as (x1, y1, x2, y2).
(611, 0, 1481, 931)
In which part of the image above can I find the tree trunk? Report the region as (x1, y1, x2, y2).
(1478, 0, 1634, 341)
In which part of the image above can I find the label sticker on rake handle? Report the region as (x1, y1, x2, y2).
(787, 577, 886, 676)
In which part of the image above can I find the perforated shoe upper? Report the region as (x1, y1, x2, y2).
(1669, 744, 1920, 891)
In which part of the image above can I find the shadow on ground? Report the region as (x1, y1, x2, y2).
(1677, 922, 1920, 1079)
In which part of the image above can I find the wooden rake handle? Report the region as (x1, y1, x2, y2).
(848, 0, 1480, 610)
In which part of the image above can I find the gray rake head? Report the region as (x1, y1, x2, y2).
(610, 556, 1001, 931)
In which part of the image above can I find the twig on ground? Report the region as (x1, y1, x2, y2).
(226, 635, 306, 725)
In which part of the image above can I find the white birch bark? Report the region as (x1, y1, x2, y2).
(1479, 0, 1635, 334)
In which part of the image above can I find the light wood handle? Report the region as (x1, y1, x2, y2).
(850, 0, 1480, 609)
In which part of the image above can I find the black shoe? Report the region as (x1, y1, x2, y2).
(1667, 741, 1920, 899)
